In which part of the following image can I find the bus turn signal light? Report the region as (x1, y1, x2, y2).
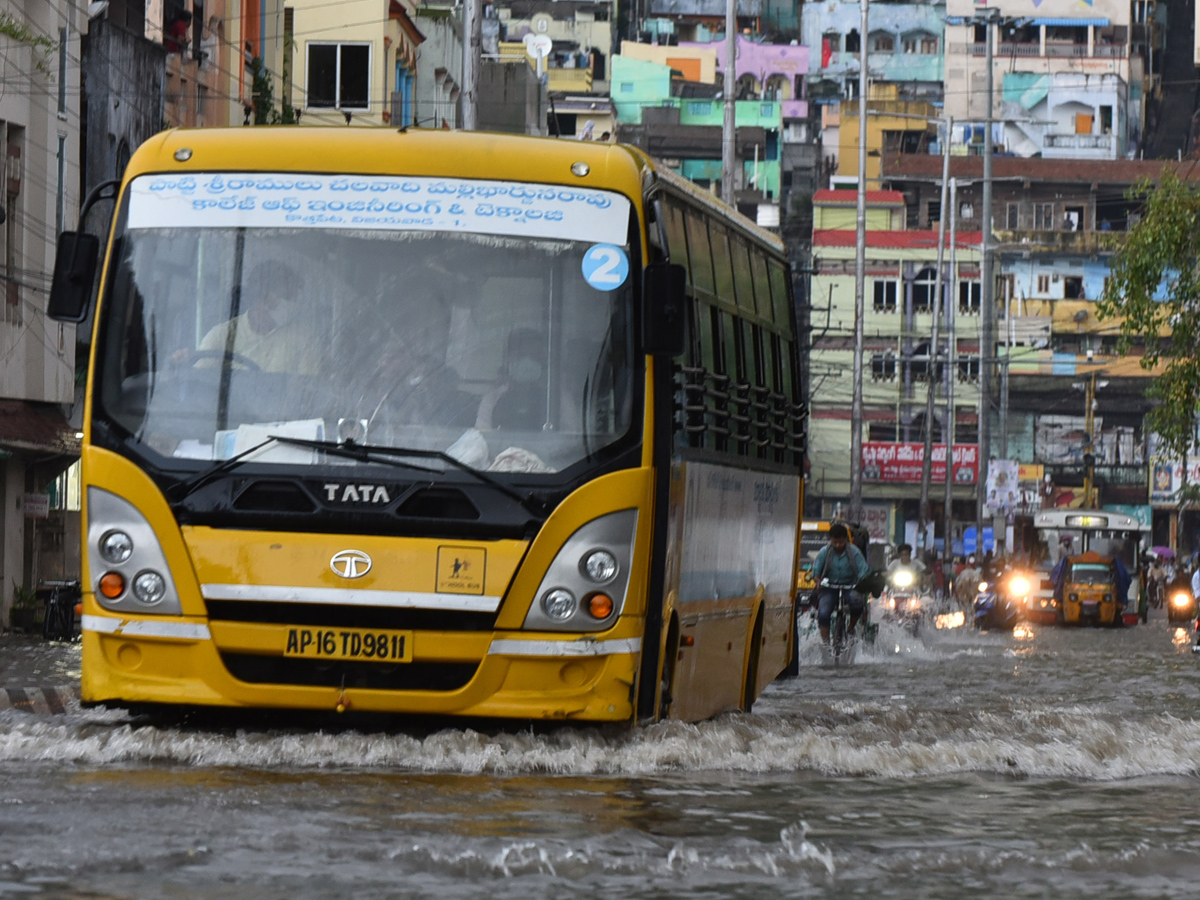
(588, 593, 614, 619)
(99, 572, 125, 599)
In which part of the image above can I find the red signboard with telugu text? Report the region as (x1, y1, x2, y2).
(861, 442, 979, 485)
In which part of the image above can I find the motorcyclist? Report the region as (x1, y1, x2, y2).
(811, 522, 871, 645)
(886, 543, 928, 591)
(955, 555, 983, 610)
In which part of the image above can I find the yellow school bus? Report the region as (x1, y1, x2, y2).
(49, 127, 805, 722)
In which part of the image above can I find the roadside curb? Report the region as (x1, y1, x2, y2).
(0, 685, 80, 715)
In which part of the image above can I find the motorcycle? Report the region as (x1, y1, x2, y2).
(973, 571, 1027, 632)
(878, 567, 926, 636)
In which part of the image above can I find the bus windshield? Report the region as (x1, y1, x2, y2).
(96, 175, 636, 477)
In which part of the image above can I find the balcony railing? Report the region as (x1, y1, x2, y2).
(1044, 133, 1114, 150)
(971, 41, 1125, 59)
(1045, 43, 1089, 58)
(995, 42, 1041, 57)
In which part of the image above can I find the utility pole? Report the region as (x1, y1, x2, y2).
(944, 177, 958, 585)
(849, 0, 869, 523)
(919, 115, 952, 558)
(721, 0, 737, 205)
(977, 7, 998, 556)
(462, 0, 482, 130)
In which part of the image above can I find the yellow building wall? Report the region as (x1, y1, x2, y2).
(836, 86, 939, 185)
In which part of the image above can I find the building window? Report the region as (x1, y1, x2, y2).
(1034, 202, 1055, 230)
(1006, 202, 1019, 230)
(57, 28, 68, 116)
(872, 33, 895, 52)
(620, 82, 634, 93)
(912, 267, 938, 312)
(687, 101, 712, 116)
(959, 201, 974, 220)
(1064, 276, 1085, 299)
(958, 355, 980, 382)
(927, 200, 940, 226)
(873, 280, 898, 312)
(959, 281, 981, 314)
(903, 33, 938, 54)
(1037, 274, 1050, 294)
(55, 133, 65, 235)
(871, 352, 897, 381)
(306, 42, 371, 110)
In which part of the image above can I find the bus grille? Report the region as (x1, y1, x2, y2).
(205, 600, 497, 632)
(219, 653, 480, 692)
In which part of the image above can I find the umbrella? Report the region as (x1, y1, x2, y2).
(1151, 546, 1176, 558)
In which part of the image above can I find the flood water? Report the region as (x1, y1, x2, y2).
(2, 616, 1199, 898)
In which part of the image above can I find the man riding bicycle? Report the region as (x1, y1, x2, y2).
(811, 522, 872, 645)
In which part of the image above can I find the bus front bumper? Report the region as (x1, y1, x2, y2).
(80, 614, 641, 722)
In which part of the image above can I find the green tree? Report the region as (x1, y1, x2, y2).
(1098, 170, 1200, 467)
(249, 56, 298, 125)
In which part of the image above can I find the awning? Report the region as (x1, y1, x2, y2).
(0, 400, 77, 455)
(1032, 18, 1109, 27)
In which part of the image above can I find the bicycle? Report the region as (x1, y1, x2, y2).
(822, 581, 859, 665)
(40, 580, 80, 642)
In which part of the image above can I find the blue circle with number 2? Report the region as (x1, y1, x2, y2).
(581, 244, 630, 291)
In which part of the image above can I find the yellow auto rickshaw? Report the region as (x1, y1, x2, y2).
(1058, 551, 1123, 626)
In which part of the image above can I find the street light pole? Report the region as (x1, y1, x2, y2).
(461, 0, 481, 130)
(919, 115, 952, 558)
(849, 0, 869, 523)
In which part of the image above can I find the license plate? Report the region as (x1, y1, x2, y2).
(284, 627, 412, 663)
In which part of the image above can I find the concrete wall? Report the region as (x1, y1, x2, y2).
(413, 8, 462, 129)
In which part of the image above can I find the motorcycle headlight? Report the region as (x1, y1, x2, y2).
(1172, 593, 1191, 608)
(909, 597, 921, 610)
(978, 581, 988, 593)
(892, 570, 914, 588)
(1009, 576, 1030, 596)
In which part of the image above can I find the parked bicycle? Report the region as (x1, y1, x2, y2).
(40, 580, 80, 642)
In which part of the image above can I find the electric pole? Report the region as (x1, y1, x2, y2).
(849, 0, 869, 523)
(462, 0, 481, 130)
(944, 177, 958, 584)
(977, 8, 998, 555)
(919, 114, 952, 558)
(721, 0, 737, 205)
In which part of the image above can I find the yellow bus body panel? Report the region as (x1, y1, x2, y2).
(81, 444, 655, 721)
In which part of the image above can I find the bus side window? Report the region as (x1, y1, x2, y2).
(767, 259, 792, 336)
(685, 210, 715, 300)
(749, 249, 772, 326)
(731, 236, 758, 318)
(661, 201, 691, 285)
(710, 223, 737, 309)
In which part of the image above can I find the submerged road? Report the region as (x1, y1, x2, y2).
(1, 614, 1198, 898)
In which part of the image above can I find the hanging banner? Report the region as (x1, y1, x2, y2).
(861, 443, 979, 485)
(985, 460, 1020, 514)
(1150, 458, 1200, 507)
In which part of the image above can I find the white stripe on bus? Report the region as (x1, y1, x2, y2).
(200, 584, 501, 613)
(488, 638, 642, 657)
(82, 615, 212, 641)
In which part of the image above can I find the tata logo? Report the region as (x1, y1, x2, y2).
(330, 550, 372, 579)
(323, 483, 391, 504)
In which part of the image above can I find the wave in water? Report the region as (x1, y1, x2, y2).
(1, 700, 1198, 780)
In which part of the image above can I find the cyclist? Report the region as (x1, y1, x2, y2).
(811, 522, 872, 646)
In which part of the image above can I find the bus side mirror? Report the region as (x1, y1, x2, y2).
(48, 231, 100, 323)
(642, 262, 686, 357)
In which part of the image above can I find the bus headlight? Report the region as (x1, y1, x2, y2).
(1008, 576, 1030, 596)
(581, 550, 619, 583)
(523, 509, 637, 632)
(87, 488, 182, 616)
(99, 530, 134, 564)
(541, 589, 578, 620)
(133, 571, 167, 605)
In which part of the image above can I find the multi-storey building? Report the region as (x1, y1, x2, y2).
(808, 190, 982, 548)
(879, 151, 1198, 551)
(943, 0, 1149, 159)
(0, 0, 87, 621)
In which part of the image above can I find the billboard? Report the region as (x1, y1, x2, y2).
(861, 442, 979, 485)
(1150, 458, 1200, 508)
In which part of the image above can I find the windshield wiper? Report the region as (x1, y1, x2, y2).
(268, 435, 548, 515)
(169, 437, 282, 502)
